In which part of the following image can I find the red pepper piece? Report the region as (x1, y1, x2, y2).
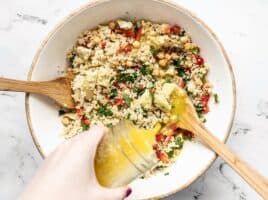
(115, 29, 135, 38)
(138, 84, 145, 89)
(156, 151, 169, 163)
(81, 116, 90, 125)
(101, 41, 106, 49)
(203, 104, 210, 114)
(135, 26, 143, 41)
(195, 55, 204, 65)
(155, 133, 165, 142)
(163, 26, 171, 34)
(178, 79, 185, 88)
(118, 44, 132, 53)
(113, 82, 121, 89)
(201, 94, 210, 113)
(76, 108, 83, 116)
(170, 25, 181, 34)
(166, 135, 173, 143)
(114, 98, 125, 106)
(201, 95, 210, 105)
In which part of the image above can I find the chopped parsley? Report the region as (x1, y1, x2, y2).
(141, 106, 148, 118)
(164, 172, 170, 176)
(116, 72, 137, 83)
(173, 60, 186, 78)
(150, 46, 157, 56)
(176, 66, 186, 78)
(81, 123, 89, 131)
(109, 88, 118, 99)
(58, 109, 66, 116)
(179, 30, 186, 36)
(183, 134, 192, 141)
(122, 93, 132, 107)
(213, 93, 219, 103)
(195, 105, 204, 118)
(167, 150, 175, 158)
(173, 59, 181, 67)
(133, 86, 145, 96)
(174, 136, 183, 149)
(97, 106, 113, 117)
(140, 65, 152, 76)
(191, 47, 200, 54)
(106, 123, 113, 128)
(126, 113, 131, 119)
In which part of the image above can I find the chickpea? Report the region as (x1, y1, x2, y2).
(162, 24, 170, 34)
(109, 21, 116, 30)
(126, 60, 133, 67)
(110, 34, 117, 41)
(159, 59, 168, 68)
(150, 31, 157, 36)
(140, 55, 147, 62)
(180, 36, 189, 43)
(113, 60, 120, 67)
(157, 52, 165, 59)
(61, 117, 70, 126)
(165, 53, 171, 60)
(93, 36, 101, 44)
(152, 69, 160, 76)
(184, 42, 193, 50)
(133, 40, 140, 48)
(159, 70, 165, 77)
(171, 52, 179, 59)
(194, 78, 202, 86)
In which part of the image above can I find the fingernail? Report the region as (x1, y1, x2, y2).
(125, 188, 132, 198)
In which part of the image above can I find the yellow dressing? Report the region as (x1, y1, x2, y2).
(95, 88, 187, 187)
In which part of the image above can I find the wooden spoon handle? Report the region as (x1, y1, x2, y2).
(192, 123, 268, 199)
(0, 77, 50, 95)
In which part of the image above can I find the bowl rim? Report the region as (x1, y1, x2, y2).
(25, 0, 236, 199)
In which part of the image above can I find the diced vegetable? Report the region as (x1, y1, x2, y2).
(170, 25, 181, 34)
(101, 41, 106, 49)
(117, 20, 133, 29)
(97, 106, 113, 116)
(195, 55, 204, 65)
(213, 93, 219, 103)
(137, 89, 152, 109)
(135, 26, 143, 41)
(116, 72, 137, 83)
(155, 133, 165, 142)
(154, 94, 171, 112)
(140, 65, 152, 76)
(118, 44, 133, 53)
(109, 88, 118, 99)
(114, 98, 125, 106)
(122, 93, 132, 107)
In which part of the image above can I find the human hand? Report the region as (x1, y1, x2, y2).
(19, 126, 132, 200)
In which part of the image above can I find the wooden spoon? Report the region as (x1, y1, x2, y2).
(0, 71, 75, 109)
(176, 97, 268, 199)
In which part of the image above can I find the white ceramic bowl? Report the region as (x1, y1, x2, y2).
(26, 0, 236, 199)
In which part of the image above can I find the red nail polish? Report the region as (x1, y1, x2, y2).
(125, 188, 132, 198)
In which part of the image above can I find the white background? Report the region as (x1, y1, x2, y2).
(0, 0, 267, 199)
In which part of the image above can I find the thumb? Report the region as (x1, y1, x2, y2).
(102, 186, 132, 200)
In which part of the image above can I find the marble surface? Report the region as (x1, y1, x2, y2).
(0, 0, 267, 199)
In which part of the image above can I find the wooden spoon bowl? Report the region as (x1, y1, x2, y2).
(0, 71, 75, 109)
